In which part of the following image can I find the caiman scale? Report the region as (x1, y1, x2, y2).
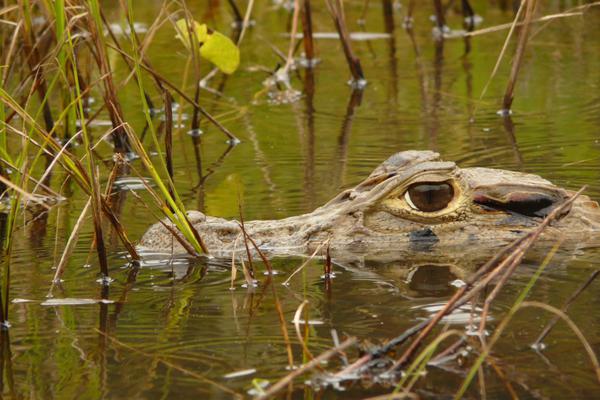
(140, 151, 600, 258)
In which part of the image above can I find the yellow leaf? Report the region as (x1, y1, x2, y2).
(174, 18, 240, 74)
(174, 19, 208, 49)
(199, 30, 240, 74)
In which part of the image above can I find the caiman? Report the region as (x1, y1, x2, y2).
(139, 150, 600, 260)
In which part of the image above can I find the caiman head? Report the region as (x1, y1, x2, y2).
(139, 150, 600, 258)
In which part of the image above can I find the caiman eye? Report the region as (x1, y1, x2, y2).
(404, 182, 454, 212)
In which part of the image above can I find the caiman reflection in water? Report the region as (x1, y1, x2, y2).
(140, 151, 600, 267)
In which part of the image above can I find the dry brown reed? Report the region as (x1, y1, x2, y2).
(325, 0, 365, 85)
(502, 0, 537, 113)
(300, 0, 315, 62)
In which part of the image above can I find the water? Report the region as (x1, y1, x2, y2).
(3, 1, 600, 398)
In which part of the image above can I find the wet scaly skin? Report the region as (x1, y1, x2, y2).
(140, 151, 600, 260)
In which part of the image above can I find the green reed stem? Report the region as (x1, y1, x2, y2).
(454, 239, 562, 399)
(123, 0, 206, 254)
(0, 102, 6, 162)
(64, 8, 109, 278)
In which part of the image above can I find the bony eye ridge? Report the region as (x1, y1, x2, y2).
(404, 182, 455, 212)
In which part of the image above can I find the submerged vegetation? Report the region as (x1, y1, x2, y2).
(0, 0, 600, 398)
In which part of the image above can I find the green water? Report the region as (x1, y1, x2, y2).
(3, 1, 600, 398)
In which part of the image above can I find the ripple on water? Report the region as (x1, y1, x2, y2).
(412, 301, 490, 325)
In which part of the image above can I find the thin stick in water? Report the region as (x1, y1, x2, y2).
(501, 0, 537, 113)
(301, 0, 315, 63)
(325, 0, 365, 85)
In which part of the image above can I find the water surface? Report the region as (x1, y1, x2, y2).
(4, 1, 600, 398)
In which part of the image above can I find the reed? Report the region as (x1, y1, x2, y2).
(238, 204, 255, 278)
(325, 0, 365, 86)
(237, 208, 273, 276)
(0, 0, 251, 317)
(324, 244, 332, 278)
(300, 0, 315, 63)
(123, 0, 208, 255)
(432, 0, 446, 31)
(178, 5, 204, 135)
(501, 0, 537, 113)
(462, 0, 475, 30)
(0, 0, 67, 321)
(455, 240, 564, 398)
(64, 9, 110, 278)
(227, 0, 243, 27)
(87, 0, 130, 153)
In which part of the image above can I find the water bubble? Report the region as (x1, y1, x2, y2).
(496, 108, 513, 116)
(96, 276, 115, 286)
(297, 56, 321, 68)
(241, 280, 259, 288)
(227, 137, 241, 146)
(348, 78, 367, 89)
(187, 128, 203, 137)
(531, 342, 547, 351)
(263, 270, 280, 275)
(320, 272, 337, 280)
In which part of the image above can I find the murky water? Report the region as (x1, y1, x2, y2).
(3, 1, 600, 398)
